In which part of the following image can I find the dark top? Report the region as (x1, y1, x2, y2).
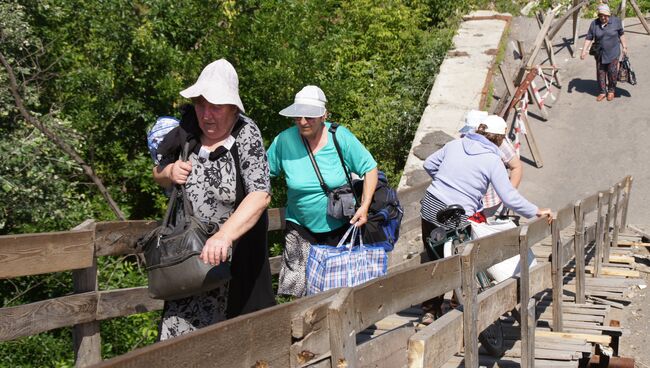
(586, 16, 624, 64)
(158, 105, 275, 318)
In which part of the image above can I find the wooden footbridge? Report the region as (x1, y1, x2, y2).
(0, 174, 643, 367)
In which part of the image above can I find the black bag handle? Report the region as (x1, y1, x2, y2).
(161, 142, 193, 228)
(302, 136, 331, 194)
(329, 124, 360, 205)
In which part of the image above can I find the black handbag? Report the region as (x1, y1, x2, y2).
(618, 55, 637, 85)
(139, 142, 231, 300)
(302, 136, 357, 219)
(589, 39, 600, 57)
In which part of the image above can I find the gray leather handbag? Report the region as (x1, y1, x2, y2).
(139, 143, 231, 300)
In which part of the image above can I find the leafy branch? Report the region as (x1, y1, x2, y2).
(0, 51, 126, 220)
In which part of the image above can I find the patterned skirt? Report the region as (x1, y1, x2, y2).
(158, 283, 229, 340)
(277, 229, 311, 297)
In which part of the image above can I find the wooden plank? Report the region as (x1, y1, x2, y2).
(594, 193, 606, 277)
(473, 227, 521, 273)
(539, 313, 603, 324)
(556, 321, 624, 334)
(535, 330, 611, 345)
(521, 93, 548, 155)
(357, 325, 414, 368)
(502, 344, 580, 360)
(524, 9, 555, 70)
(268, 207, 286, 232)
(609, 254, 634, 264)
(523, 216, 551, 246)
(0, 292, 97, 341)
(96, 287, 164, 320)
(530, 262, 552, 296)
(585, 266, 639, 277)
(352, 256, 462, 333)
(460, 244, 478, 368)
(71, 220, 101, 368)
(328, 289, 357, 368)
(94, 220, 158, 256)
(561, 237, 575, 266)
(555, 204, 575, 232)
(518, 227, 531, 367)
(604, 187, 615, 263)
(620, 176, 633, 231)
(408, 309, 463, 368)
(580, 192, 599, 215)
(443, 355, 579, 368)
(551, 218, 564, 332)
(548, 0, 589, 40)
(524, 299, 536, 368)
(476, 278, 518, 333)
(612, 183, 622, 247)
(269, 255, 282, 276)
(629, 0, 650, 34)
(510, 339, 591, 354)
(535, 11, 561, 86)
(97, 290, 337, 368)
(574, 201, 586, 303)
(289, 294, 341, 366)
(0, 230, 94, 278)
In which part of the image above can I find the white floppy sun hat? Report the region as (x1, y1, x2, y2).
(180, 59, 245, 113)
(279, 85, 327, 118)
(482, 115, 507, 135)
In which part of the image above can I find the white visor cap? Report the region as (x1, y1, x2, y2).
(459, 109, 488, 134)
(482, 115, 507, 135)
(279, 85, 327, 118)
(179, 59, 245, 113)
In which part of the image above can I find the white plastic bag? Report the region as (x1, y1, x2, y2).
(471, 219, 537, 283)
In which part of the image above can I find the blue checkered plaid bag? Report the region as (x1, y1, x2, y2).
(306, 226, 387, 295)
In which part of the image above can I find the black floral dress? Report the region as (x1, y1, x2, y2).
(157, 113, 274, 340)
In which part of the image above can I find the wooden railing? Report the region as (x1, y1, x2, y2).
(0, 176, 634, 367)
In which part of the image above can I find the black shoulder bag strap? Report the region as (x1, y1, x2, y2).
(228, 119, 248, 206)
(302, 136, 331, 195)
(328, 123, 360, 204)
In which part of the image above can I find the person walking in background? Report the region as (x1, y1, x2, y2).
(580, 3, 628, 102)
(153, 59, 275, 340)
(267, 85, 378, 298)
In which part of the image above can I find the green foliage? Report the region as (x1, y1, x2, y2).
(0, 0, 526, 365)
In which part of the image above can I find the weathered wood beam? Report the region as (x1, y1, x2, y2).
(407, 309, 463, 368)
(0, 230, 94, 278)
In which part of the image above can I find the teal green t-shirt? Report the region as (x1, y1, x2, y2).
(267, 122, 377, 233)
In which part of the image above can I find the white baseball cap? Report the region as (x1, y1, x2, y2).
(482, 115, 507, 135)
(179, 59, 245, 113)
(279, 85, 327, 118)
(459, 109, 488, 134)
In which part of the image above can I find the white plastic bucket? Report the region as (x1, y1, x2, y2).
(486, 250, 538, 283)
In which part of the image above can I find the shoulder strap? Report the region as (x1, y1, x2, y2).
(328, 123, 359, 204)
(229, 115, 249, 207)
(302, 136, 330, 194)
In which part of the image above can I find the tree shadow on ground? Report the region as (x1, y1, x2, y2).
(567, 78, 632, 98)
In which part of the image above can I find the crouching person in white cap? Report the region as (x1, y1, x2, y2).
(459, 110, 523, 218)
(267, 85, 379, 298)
(153, 59, 275, 340)
(418, 115, 552, 324)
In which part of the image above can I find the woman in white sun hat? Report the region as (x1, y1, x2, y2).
(418, 115, 552, 324)
(153, 59, 274, 339)
(580, 3, 628, 101)
(267, 85, 379, 297)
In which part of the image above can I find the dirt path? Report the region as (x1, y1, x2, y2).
(494, 16, 650, 366)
